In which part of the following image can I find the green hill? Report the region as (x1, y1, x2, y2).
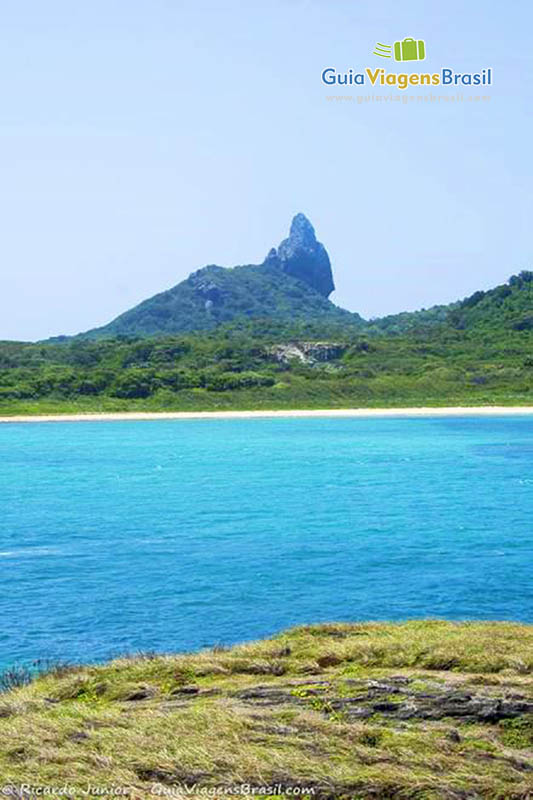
(48, 209, 533, 345)
(72, 214, 363, 340)
(453, 271, 533, 331)
(372, 271, 533, 335)
(80, 262, 360, 338)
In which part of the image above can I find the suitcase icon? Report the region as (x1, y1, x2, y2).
(394, 38, 426, 62)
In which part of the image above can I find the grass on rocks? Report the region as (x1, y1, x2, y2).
(1, 620, 532, 799)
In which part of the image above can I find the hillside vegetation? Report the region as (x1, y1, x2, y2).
(74, 262, 361, 339)
(1, 621, 532, 798)
(1, 272, 533, 415)
(373, 271, 533, 335)
(1, 325, 533, 415)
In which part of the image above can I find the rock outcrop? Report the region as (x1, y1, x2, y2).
(269, 341, 347, 365)
(265, 213, 335, 298)
(233, 676, 533, 724)
(189, 266, 225, 311)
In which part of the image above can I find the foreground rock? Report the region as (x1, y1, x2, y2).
(234, 675, 533, 724)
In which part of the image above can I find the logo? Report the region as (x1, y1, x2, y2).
(374, 38, 426, 62)
(322, 37, 492, 91)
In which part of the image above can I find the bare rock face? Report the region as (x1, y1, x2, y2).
(269, 341, 347, 365)
(265, 214, 335, 298)
(189, 266, 224, 305)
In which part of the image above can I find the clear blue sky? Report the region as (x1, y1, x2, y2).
(1, 0, 532, 340)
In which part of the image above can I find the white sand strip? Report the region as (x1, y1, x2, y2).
(1, 407, 533, 423)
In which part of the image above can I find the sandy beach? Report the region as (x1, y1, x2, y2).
(1, 406, 533, 423)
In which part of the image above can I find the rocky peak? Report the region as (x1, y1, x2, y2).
(287, 213, 317, 246)
(264, 214, 335, 298)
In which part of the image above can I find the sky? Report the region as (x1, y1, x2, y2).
(1, 0, 532, 340)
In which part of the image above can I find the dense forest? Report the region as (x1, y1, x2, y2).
(1, 270, 533, 414)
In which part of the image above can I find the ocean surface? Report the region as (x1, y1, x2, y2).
(1, 416, 532, 667)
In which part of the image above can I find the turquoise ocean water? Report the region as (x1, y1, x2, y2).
(1, 416, 532, 666)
